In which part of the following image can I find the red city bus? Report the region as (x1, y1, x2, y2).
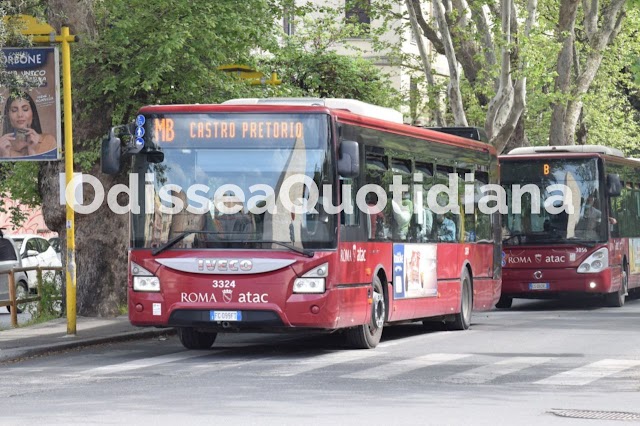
(102, 98, 501, 349)
(499, 145, 640, 308)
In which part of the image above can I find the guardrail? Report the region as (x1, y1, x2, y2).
(0, 266, 64, 328)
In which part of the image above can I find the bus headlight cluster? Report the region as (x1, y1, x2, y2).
(577, 248, 608, 274)
(132, 261, 161, 292)
(293, 263, 328, 294)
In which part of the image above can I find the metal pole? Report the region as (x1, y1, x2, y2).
(8, 270, 17, 327)
(62, 26, 77, 335)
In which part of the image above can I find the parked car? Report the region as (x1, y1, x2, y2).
(0, 231, 30, 313)
(48, 236, 61, 262)
(10, 233, 63, 292)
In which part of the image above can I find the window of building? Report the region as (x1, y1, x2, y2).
(345, 0, 371, 31)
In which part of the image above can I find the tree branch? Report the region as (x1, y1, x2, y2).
(405, 0, 445, 125)
(410, 0, 445, 54)
(491, 79, 526, 153)
(468, 0, 496, 68)
(433, 0, 468, 126)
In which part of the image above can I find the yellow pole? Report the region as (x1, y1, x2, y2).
(61, 26, 77, 335)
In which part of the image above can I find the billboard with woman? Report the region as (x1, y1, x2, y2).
(0, 47, 61, 161)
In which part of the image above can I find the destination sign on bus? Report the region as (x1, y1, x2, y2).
(147, 114, 307, 146)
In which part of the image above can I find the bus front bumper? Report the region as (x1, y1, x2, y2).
(501, 267, 614, 297)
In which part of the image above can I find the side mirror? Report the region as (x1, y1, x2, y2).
(146, 150, 165, 164)
(24, 249, 39, 258)
(101, 126, 125, 175)
(338, 140, 359, 178)
(101, 123, 145, 175)
(606, 173, 622, 197)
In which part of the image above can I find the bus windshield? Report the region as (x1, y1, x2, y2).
(501, 158, 607, 245)
(130, 113, 335, 250)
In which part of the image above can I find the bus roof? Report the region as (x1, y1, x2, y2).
(507, 145, 624, 157)
(221, 97, 405, 124)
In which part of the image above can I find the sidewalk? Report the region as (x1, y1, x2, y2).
(0, 316, 175, 364)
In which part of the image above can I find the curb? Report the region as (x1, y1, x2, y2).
(0, 327, 176, 364)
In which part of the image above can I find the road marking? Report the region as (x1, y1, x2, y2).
(378, 330, 478, 349)
(443, 356, 554, 384)
(535, 359, 640, 386)
(261, 350, 379, 377)
(342, 353, 471, 380)
(82, 351, 217, 376)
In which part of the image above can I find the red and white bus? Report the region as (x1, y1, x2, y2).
(102, 98, 501, 349)
(499, 145, 640, 308)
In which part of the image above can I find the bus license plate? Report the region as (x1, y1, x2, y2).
(529, 283, 550, 290)
(210, 311, 242, 321)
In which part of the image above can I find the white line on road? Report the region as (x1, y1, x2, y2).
(378, 330, 478, 349)
(442, 356, 554, 384)
(82, 351, 218, 376)
(534, 359, 640, 386)
(260, 350, 379, 377)
(342, 353, 471, 380)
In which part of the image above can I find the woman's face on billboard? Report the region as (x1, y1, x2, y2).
(9, 98, 33, 130)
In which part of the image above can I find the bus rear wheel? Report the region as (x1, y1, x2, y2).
(178, 327, 217, 349)
(345, 276, 385, 349)
(447, 269, 472, 331)
(605, 269, 627, 308)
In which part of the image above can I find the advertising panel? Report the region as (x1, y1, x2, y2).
(393, 243, 438, 299)
(0, 47, 61, 161)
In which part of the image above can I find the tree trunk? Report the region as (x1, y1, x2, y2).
(40, 162, 129, 316)
(41, 0, 129, 316)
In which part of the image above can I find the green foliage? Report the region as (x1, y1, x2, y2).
(265, 10, 401, 109)
(0, 161, 41, 226)
(74, 0, 281, 137)
(21, 271, 63, 326)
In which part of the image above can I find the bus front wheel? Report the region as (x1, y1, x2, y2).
(605, 268, 628, 308)
(345, 276, 386, 349)
(178, 327, 217, 350)
(447, 269, 472, 330)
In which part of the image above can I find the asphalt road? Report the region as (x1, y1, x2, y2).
(0, 306, 31, 328)
(1, 297, 640, 425)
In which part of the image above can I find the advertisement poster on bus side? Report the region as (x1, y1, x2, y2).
(392, 243, 437, 299)
(0, 47, 61, 161)
(630, 238, 640, 274)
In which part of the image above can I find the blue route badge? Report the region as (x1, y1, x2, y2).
(136, 114, 146, 127)
(135, 126, 145, 138)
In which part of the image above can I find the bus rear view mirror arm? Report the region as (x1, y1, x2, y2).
(101, 123, 145, 175)
(338, 140, 359, 178)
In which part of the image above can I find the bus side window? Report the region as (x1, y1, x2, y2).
(365, 153, 390, 241)
(340, 177, 358, 227)
(414, 162, 434, 242)
(434, 166, 458, 242)
(475, 172, 492, 242)
(459, 169, 475, 242)
(390, 158, 412, 242)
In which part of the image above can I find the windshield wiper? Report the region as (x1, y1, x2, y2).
(502, 232, 526, 244)
(204, 238, 314, 258)
(566, 239, 597, 248)
(262, 240, 315, 258)
(151, 230, 218, 256)
(152, 232, 315, 258)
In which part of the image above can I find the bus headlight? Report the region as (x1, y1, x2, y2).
(133, 276, 161, 292)
(131, 261, 160, 292)
(293, 263, 328, 294)
(577, 248, 608, 274)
